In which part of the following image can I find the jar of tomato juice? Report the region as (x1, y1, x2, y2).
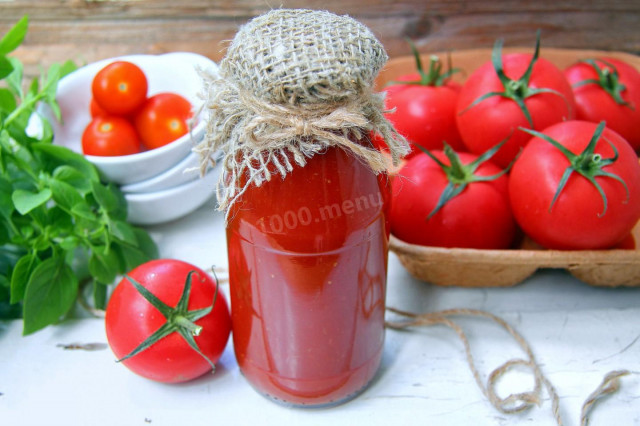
(196, 9, 409, 407)
(226, 142, 390, 406)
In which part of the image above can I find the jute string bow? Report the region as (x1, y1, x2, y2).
(195, 9, 409, 218)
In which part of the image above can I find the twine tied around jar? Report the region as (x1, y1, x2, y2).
(194, 9, 409, 218)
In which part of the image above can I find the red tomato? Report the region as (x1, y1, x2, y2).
(92, 61, 148, 116)
(105, 259, 232, 383)
(81, 116, 141, 156)
(456, 40, 576, 168)
(133, 93, 193, 150)
(89, 98, 108, 118)
(509, 120, 640, 250)
(564, 57, 640, 151)
(384, 72, 465, 156)
(390, 148, 516, 249)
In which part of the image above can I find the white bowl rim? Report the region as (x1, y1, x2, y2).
(120, 151, 201, 193)
(125, 166, 218, 201)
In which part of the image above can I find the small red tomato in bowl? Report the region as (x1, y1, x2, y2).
(564, 57, 640, 151)
(81, 116, 141, 156)
(134, 93, 194, 150)
(89, 98, 108, 118)
(390, 143, 516, 249)
(92, 61, 148, 116)
(105, 259, 232, 383)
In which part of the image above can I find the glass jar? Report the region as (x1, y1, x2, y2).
(226, 139, 390, 407)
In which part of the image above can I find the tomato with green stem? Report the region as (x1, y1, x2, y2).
(92, 61, 148, 116)
(564, 57, 640, 151)
(456, 31, 576, 168)
(105, 259, 232, 383)
(390, 141, 516, 249)
(509, 120, 640, 250)
(380, 42, 464, 157)
(81, 116, 141, 156)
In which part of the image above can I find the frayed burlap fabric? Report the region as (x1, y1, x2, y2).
(195, 9, 409, 216)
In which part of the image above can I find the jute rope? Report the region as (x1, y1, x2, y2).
(195, 9, 409, 219)
(386, 307, 631, 425)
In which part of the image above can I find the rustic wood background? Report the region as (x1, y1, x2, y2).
(1, 0, 639, 78)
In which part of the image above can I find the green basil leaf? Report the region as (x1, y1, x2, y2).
(0, 273, 22, 319)
(92, 280, 108, 310)
(109, 219, 137, 245)
(91, 181, 119, 212)
(133, 227, 159, 260)
(18, 223, 34, 240)
(46, 206, 73, 233)
(88, 245, 119, 284)
(38, 113, 54, 143)
(0, 245, 25, 275)
(0, 88, 17, 113)
(0, 221, 9, 245)
(0, 176, 14, 220)
(43, 63, 61, 120)
(22, 255, 78, 335)
(27, 76, 39, 99)
(6, 57, 24, 98)
(7, 111, 36, 144)
(0, 56, 14, 80)
(32, 143, 100, 182)
(31, 233, 51, 252)
(10, 253, 39, 304)
(58, 235, 79, 252)
(49, 178, 84, 210)
(114, 243, 151, 273)
(0, 15, 28, 56)
(12, 188, 52, 215)
(53, 165, 92, 194)
(59, 60, 77, 79)
(70, 202, 98, 222)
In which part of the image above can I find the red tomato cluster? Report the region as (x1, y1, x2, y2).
(387, 35, 640, 251)
(82, 61, 194, 157)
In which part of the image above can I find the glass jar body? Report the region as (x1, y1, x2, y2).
(226, 144, 390, 407)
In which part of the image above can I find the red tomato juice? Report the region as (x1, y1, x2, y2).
(226, 144, 390, 406)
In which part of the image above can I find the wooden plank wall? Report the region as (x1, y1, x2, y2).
(1, 0, 639, 78)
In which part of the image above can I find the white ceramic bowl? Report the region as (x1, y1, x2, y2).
(126, 165, 220, 225)
(120, 151, 200, 194)
(45, 52, 219, 185)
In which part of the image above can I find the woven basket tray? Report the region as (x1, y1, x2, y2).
(378, 48, 640, 288)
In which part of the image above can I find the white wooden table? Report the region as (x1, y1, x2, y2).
(2, 199, 639, 426)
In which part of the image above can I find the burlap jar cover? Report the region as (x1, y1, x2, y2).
(195, 8, 409, 216)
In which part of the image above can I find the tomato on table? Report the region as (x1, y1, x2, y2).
(92, 61, 148, 116)
(390, 143, 516, 249)
(456, 33, 576, 168)
(564, 57, 640, 152)
(509, 120, 640, 250)
(105, 259, 232, 383)
(81, 116, 141, 156)
(382, 50, 464, 156)
(133, 93, 193, 150)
